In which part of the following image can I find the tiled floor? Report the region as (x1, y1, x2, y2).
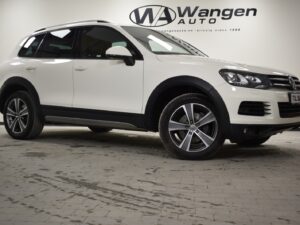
(0, 126, 299, 225)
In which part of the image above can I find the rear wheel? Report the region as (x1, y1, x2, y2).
(88, 127, 112, 133)
(3, 91, 44, 139)
(159, 94, 224, 160)
(236, 136, 271, 147)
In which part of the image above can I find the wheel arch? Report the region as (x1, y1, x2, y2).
(0, 77, 40, 113)
(144, 76, 230, 132)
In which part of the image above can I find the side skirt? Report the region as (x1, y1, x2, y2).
(41, 105, 147, 131)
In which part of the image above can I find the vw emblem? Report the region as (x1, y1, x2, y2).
(288, 76, 297, 90)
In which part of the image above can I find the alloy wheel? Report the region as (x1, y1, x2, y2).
(168, 103, 218, 152)
(5, 98, 29, 134)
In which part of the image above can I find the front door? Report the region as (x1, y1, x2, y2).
(73, 26, 144, 114)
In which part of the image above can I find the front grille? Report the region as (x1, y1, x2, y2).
(238, 101, 271, 116)
(268, 75, 300, 90)
(278, 102, 300, 118)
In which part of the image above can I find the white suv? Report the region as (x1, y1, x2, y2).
(0, 20, 299, 159)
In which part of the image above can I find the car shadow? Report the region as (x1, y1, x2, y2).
(37, 128, 169, 157)
(39, 129, 163, 148)
(30, 128, 295, 160)
(216, 144, 293, 159)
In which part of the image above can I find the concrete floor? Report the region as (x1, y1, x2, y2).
(0, 126, 299, 225)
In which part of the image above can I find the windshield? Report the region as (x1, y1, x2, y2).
(122, 26, 207, 57)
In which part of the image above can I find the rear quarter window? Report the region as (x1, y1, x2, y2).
(18, 34, 45, 57)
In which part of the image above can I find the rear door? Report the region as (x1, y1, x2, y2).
(33, 29, 76, 107)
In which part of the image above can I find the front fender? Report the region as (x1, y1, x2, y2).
(144, 76, 231, 132)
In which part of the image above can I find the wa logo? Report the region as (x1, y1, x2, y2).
(130, 5, 176, 27)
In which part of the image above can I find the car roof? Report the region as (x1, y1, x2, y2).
(33, 20, 111, 35)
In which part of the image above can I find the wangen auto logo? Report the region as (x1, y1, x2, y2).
(130, 5, 258, 27)
(130, 5, 176, 27)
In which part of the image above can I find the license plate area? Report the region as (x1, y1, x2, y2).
(289, 92, 300, 105)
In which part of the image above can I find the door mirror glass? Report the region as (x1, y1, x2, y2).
(106, 46, 135, 66)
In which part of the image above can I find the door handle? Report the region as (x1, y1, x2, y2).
(74, 67, 87, 72)
(25, 67, 36, 71)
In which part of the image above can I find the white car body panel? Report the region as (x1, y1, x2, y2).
(30, 58, 73, 107)
(0, 58, 74, 107)
(73, 59, 143, 113)
(0, 20, 299, 130)
(142, 54, 300, 125)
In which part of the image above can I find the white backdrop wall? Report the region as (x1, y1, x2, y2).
(0, 0, 299, 75)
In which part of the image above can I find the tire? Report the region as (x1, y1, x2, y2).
(236, 136, 271, 147)
(159, 93, 225, 160)
(88, 127, 112, 133)
(3, 91, 44, 140)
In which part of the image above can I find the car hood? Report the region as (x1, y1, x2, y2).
(156, 55, 295, 77)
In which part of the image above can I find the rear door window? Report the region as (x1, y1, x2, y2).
(36, 29, 76, 58)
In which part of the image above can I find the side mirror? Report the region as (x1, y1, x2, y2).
(105, 46, 135, 66)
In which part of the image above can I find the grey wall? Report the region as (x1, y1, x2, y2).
(0, 0, 299, 75)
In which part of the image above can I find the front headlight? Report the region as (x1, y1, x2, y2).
(219, 70, 270, 89)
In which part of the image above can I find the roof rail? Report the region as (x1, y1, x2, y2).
(34, 20, 110, 32)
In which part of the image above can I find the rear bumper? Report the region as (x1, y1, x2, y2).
(228, 122, 300, 141)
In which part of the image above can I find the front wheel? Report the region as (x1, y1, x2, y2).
(159, 94, 224, 160)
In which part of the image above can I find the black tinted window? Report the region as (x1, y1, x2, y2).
(77, 26, 134, 59)
(36, 29, 76, 58)
(18, 34, 44, 57)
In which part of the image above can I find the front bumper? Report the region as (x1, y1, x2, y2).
(218, 83, 300, 125)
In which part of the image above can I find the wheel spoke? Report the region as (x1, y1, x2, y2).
(195, 111, 216, 128)
(194, 129, 214, 147)
(8, 118, 17, 128)
(19, 106, 29, 117)
(6, 113, 17, 117)
(169, 120, 189, 131)
(182, 103, 194, 124)
(14, 98, 20, 114)
(18, 119, 26, 132)
(9, 117, 18, 131)
(179, 131, 194, 152)
(7, 107, 17, 116)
